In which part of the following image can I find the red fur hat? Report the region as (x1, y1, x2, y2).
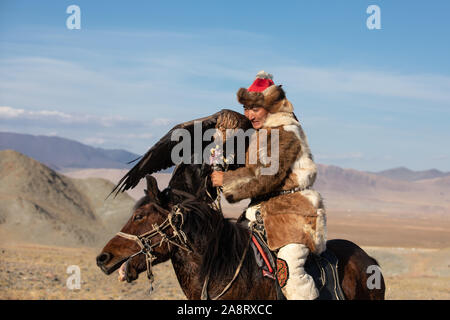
(237, 71, 293, 113)
(247, 71, 275, 92)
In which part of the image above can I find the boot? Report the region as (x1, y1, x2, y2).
(277, 243, 319, 300)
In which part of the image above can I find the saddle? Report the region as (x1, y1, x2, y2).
(245, 218, 346, 300)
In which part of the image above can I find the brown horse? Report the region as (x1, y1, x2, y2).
(97, 164, 385, 300)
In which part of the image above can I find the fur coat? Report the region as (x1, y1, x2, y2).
(222, 85, 327, 254)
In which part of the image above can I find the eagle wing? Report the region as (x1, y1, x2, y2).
(110, 109, 251, 196)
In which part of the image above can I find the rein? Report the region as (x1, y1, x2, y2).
(201, 230, 251, 300)
(116, 203, 191, 292)
(116, 184, 248, 299)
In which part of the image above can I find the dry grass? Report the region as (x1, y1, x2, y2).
(326, 210, 450, 249)
(1, 241, 449, 300)
(364, 247, 450, 299)
(0, 242, 185, 300)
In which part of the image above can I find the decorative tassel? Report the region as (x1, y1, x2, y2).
(255, 70, 273, 80)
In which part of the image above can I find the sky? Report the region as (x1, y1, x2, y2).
(0, 0, 449, 172)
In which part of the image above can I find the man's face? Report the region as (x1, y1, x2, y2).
(244, 106, 269, 129)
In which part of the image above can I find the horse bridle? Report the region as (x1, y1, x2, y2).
(116, 203, 192, 292)
(115, 185, 247, 299)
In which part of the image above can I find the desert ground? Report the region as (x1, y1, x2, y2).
(1, 164, 449, 300)
(1, 209, 449, 300)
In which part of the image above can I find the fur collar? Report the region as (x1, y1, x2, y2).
(263, 112, 299, 128)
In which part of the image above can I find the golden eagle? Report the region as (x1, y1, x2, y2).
(110, 109, 252, 197)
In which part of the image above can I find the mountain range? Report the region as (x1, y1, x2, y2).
(0, 132, 140, 171)
(1, 131, 448, 180)
(2, 131, 449, 217)
(314, 164, 450, 215)
(1, 147, 448, 249)
(370, 167, 450, 182)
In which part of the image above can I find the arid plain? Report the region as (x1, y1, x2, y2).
(1, 152, 449, 300)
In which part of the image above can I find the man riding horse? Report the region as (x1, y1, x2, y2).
(210, 71, 327, 300)
(110, 70, 327, 300)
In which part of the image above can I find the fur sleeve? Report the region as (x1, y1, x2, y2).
(222, 128, 302, 203)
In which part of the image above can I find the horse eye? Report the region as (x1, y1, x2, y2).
(134, 214, 144, 221)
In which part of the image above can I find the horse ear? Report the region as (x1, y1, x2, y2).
(200, 163, 212, 178)
(144, 174, 160, 202)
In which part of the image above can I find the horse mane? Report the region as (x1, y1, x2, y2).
(163, 163, 256, 282)
(176, 197, 255, 283)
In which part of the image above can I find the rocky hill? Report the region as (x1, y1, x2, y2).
(0, 150, 136, 247)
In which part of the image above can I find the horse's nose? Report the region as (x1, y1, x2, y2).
(96, 252, 111, 266)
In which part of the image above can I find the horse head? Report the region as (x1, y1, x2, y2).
(96, 174, 180, 282)
(96, 163, 244, 292)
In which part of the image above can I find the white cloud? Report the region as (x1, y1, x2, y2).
(3, 52, 449, 125)
(151, 118, 176, 126)
(1, 27, 450, 171)
(0, 106, 74, 120)
(277, 66, 450, 103)
(0, 56, 241, 117)
(36, 110, 72, 119)
(0, 106, 25, 118)
(0, 105, 141, 127)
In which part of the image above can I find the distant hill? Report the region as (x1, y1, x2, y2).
(1, 150, 448, 249)
(371, 167, 450, 182)
(0, 132, 141, 171)
(1, 131, 448, 219)
(0, 150, 136, 247)
(65, 164, 450, 219)
(315, 164, 450, 215)
(64, 169, 251, 217)
(2, 131, 445, 180)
